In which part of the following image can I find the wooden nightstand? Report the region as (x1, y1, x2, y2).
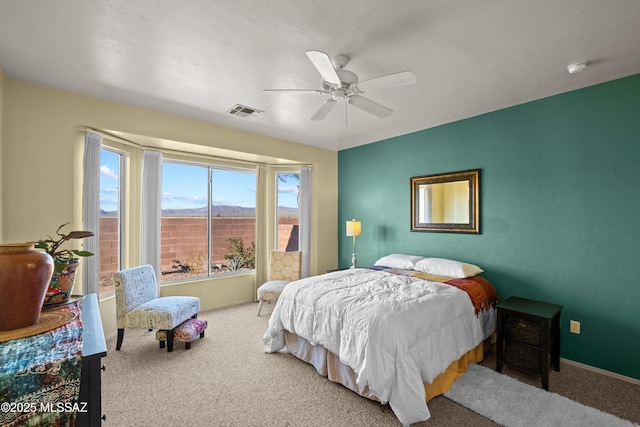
(496, 296, 562, 391)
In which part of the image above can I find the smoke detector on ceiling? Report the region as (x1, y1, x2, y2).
(567, 62, 588, 74)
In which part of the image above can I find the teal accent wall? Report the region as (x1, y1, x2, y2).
(338, 74, 640, 379)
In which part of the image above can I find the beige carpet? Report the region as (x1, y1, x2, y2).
(103, 302, 640, 426)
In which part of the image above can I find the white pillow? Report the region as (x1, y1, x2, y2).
(374, 254, 425, 270)
(413, 257, 483, 278)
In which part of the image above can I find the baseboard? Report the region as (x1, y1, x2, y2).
(561, 357, 640, 386)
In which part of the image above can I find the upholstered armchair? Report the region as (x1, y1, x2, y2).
(113, 264, 200, 352)
(256, 251, 301, 316)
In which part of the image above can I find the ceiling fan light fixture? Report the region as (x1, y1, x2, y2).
(567, 62, 588, 74)
(333, 89, 346, 101)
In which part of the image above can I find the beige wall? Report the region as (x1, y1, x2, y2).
(2, 77, 338, 338)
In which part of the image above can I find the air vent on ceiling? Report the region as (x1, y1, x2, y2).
(228, 104, 264, 118)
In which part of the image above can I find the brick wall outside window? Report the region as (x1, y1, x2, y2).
(99, 216, 298, 286)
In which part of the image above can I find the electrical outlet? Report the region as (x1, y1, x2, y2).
(570, 320, 581, 334)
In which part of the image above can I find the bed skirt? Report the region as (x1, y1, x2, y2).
(284, 331, 493, 404)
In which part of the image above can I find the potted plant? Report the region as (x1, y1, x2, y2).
(35, 222, 94, 305)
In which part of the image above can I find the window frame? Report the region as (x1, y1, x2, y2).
(275, 170, 301, 252)
(98, 144, 126, 298)
(160, 159, 257, 284)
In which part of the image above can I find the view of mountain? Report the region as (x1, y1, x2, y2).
(100, 205, 298, 217)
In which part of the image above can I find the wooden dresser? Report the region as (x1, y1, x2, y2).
(0, 294, 106, 426)
(76, 293, 108, 426)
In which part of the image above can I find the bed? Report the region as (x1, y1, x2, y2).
(263, 255, 498, 426)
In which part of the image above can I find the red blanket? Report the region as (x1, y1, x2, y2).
(445, 275, 499, 314)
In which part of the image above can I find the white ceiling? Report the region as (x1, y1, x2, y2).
(1, 1, 639, 151)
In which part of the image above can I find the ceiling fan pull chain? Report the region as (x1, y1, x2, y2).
(345, 101, 349, 127)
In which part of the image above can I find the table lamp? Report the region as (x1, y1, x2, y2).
(346, 219, 361, 269)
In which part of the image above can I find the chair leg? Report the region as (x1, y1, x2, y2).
(185, 342, 192, 350)
(116, 329, 124, 350)
(159, 340, 165, 349)
(166, 329, 174, 352)
(257, 300, 264, 316)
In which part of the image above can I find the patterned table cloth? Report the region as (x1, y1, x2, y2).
(0, 303, 83, 427)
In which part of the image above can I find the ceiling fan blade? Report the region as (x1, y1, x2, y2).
(357, 71, 417, 93)
(263, 88, 326, 95)
(305, 50, 342, 86)
(311, 99, 338, 121)
(348, 95, 393, 119)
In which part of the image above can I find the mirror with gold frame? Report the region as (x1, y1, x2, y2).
(410, 169, 480, 233)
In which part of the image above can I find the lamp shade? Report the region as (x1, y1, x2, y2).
(346, 219, 361, 237)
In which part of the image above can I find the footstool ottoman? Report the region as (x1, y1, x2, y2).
(156, 318, 208, 350)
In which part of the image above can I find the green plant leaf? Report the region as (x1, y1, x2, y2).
(66, 231, 95, 240)
(70, 249, 94, 257)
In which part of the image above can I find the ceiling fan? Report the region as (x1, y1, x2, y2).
(264, 50, 417, 122)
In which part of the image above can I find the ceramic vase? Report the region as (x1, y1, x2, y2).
(43, 258, 80, 306)
(0, 242, 54, 331)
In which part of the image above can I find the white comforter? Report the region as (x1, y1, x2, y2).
(263, 268, 495, 426)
